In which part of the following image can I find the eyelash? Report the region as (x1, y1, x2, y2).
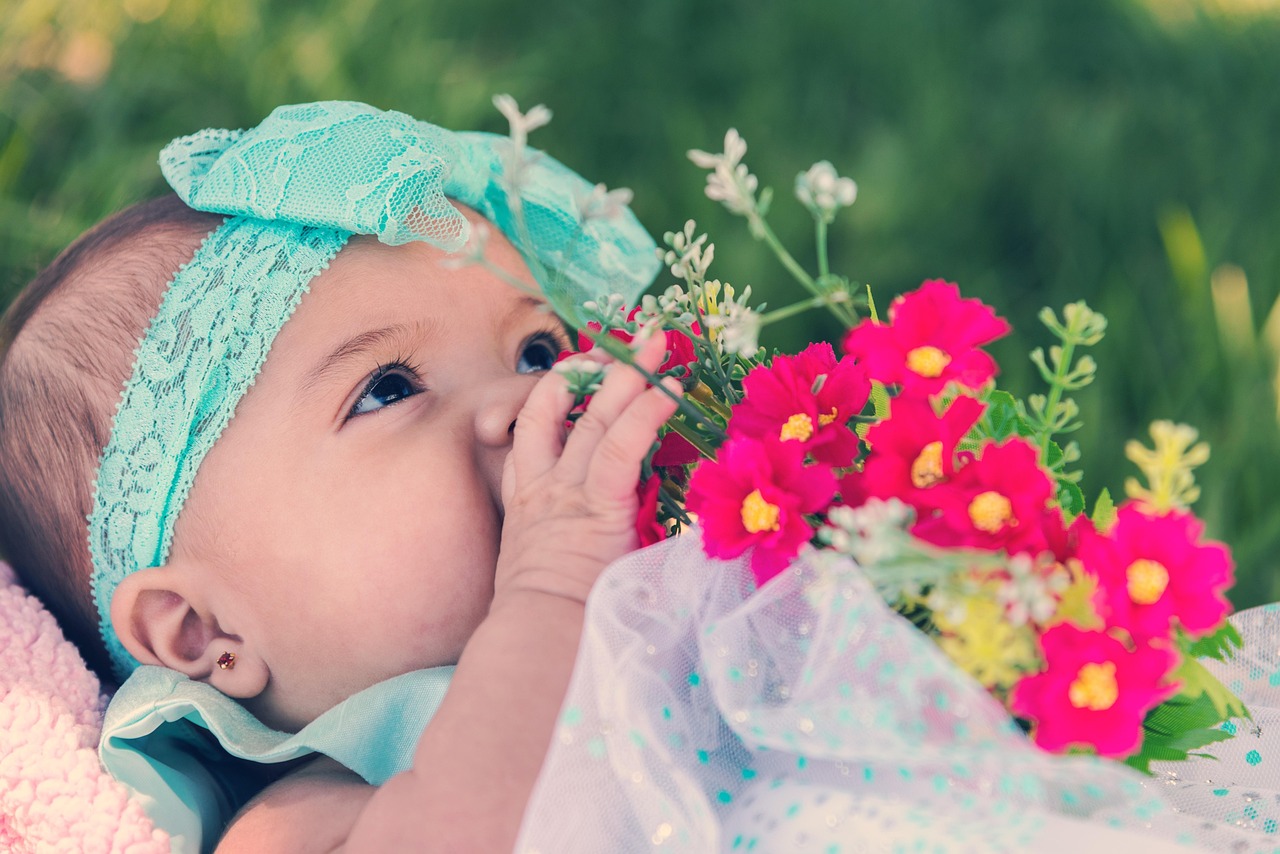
(345, 327, 570, 421)
(347, 353, 425, 420)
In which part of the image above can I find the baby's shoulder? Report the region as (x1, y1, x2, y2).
(216, 756, 373, 853)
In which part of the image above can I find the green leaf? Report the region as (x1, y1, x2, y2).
(1146, 691, 1229, 734)
(973, 390, 1033, 444)
(1161, 726, 1235, 753)
(866, 285, 880, 322)
(1186, 622, 1244, 663)
(1056, 480, 1085, 517)
(859, 380, 892, 441)
(1091, 488, 1117, 531)
(1169, 656, 1250, 721)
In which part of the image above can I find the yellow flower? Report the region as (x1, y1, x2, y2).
(1124, 420, 1210, 512)
(934, 595, 1039, 690)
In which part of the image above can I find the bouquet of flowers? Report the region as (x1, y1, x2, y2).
(496, 97, 1247, 774)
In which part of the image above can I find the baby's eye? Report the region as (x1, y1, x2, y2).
(350, 364, 422, 417)
(516, 333, 563, 374)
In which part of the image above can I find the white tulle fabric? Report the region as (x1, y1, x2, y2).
(516, 534, 1280, 853)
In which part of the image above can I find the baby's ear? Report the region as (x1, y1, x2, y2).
(111, 562, 267, 698)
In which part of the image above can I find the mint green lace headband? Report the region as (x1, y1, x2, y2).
(88, 100, 658, 680)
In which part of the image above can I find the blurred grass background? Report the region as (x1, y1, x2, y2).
(3, 0, 1279, 605)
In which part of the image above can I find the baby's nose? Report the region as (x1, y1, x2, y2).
(474, 374, 535, 449)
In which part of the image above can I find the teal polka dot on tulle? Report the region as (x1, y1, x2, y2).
(561, 706, 582, 726)
(1247, 805, 1260, 820)
(1264, 818, 1277, 833)
(742, 767, 757, 780)
(696, 749, 710, 764)
(1248, 749, 1263, 766)
(587, 736, 606, 759)
(717, 790, 733, 804)
(1231, 678, 1245, 694)
(1223, 720, 1239, 734)
(688, 671, 701, 686)
(1214, 788, 1230, 797)
(1252, 666, 1265, 680)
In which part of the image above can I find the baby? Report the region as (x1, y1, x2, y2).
(0, 101, 680, 852)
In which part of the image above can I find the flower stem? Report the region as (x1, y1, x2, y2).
(758, 294, 832, 327)
(587, 330, 728, 443)
(1040, 339, 1077, 458)
(665, 415, 720, 459)
(689, 382, 734, 421)
(816, 218, 830, 279)
(751, 213, 856, 327)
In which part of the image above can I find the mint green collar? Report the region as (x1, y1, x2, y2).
(100, 665, 453, 853)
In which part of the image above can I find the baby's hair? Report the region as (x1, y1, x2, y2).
(0, 194, 224, 679)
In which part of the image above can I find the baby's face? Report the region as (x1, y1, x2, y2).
(170, 215, 568, 727)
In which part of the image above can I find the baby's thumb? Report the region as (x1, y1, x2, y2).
(500, 450, 516, 512)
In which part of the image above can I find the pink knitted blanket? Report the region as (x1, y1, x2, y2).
(0, 560, 169, 853)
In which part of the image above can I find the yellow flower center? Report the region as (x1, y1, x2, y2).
(818, 407, 839, 427)
(779, 413, 815, 442)
(741, 489, 781, 534)
(1068, 661, 1119, 711)
(968, 491, 1013, 533)
(905, 345, 951, 378)
(910, 441, 946, 488)
(1126, 558, 1170, 606)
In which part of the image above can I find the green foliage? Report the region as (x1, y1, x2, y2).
(1186, 621, 1244, 663)
(1091, 487, 1117, 531)
(4, 0, 1280, 604)
(1124, 652, 1248, 774)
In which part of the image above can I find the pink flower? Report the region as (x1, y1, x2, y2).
(842, 280, 1011, 395)
(577, 307, 699, 379)
(911, 437, 1056, 556)
(1010, 624, 1178, 757)
(686, 437, 837, 585)
(855, 393, 985, 513)
(728, 342, 870, 467)
(1080, 502, 1234, 642)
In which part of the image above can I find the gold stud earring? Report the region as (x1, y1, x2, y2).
(216, 651, 236, 670)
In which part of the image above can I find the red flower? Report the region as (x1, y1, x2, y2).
(686, 437, 837, 586)
(727, 342, 870, 467)
(1010, 624, 1178, 757)
(651, 431, 701, 469)
(1080, 502, 1234, 642)
(578, 307, 699, 379)
(911, 437, 1055, 556)
(855, 393, 985, 513)
(842, 280, 1011, 395)
(635, 475, 667, 547)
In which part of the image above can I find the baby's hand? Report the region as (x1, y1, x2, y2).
(494, 327, 682, 606)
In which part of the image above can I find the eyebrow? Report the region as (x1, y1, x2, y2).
(497, 294, 554, 335)
(301, 323, 423, 395)
(300, 296, 552, 397)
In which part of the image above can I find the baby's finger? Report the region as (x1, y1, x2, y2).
(584, 377, 684, 500)
(509, 364, 578, 482)
(556, 328, 669, 481)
